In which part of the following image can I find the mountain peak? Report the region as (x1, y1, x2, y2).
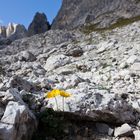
(28, 12, 50, 36)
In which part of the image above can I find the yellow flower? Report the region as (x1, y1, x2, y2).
(45, 91, 54, 98)
(44, 89, 60, 98)
(44, 89, 71, 111)
(51, 89, 60, 96)
(60, 90, 71, 97)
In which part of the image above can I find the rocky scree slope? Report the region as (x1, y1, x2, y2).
(0, 21, 140, 139)
(52, 0, 140, 30)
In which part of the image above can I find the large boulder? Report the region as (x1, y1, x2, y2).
(28, 12, 50, 36)
(52, 0, 140, 30)
(44, 54, 71, 72)
(19, 51, 37, 62)
(9, 76, 36, 92)
(0, 88, 37, 140)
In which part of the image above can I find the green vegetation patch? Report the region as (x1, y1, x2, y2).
(32, 108, 69, 140)
(82, 15, 140, 34)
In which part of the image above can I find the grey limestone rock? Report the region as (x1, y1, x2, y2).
(0, 88, 37, 140)
(19, 51, 36, 62)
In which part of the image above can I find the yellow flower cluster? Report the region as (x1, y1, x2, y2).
(44, 89, 71, 111)
(44, 89, 71, 98)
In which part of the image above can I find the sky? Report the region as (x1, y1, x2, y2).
(0, 0, 62, 28)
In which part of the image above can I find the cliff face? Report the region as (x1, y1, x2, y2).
(6, 23, 28, 40)
(0, 26, 6, 37)
(0, 23, 28, 39)
(52, 0, 140, 29)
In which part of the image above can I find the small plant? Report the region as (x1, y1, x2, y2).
(82, 15, 140, 34)
(44, 89, 71, 111)
(60, 90, 71, 111)
(44, 89, 60, 110)
(32, 108, 68, 140)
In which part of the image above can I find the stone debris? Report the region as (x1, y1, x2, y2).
(0, 20, 140, 139)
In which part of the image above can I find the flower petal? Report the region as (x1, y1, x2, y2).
(47, 91, 54, 98)
(60, 90, 71, 97)
(51, 89, 60, 96)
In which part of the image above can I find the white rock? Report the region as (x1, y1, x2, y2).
(0, 101, 36, 140)
(82, 45, 96, 52)
(97, 41, 115, 53)
(119, 62, 128, 69)
(97, 45, 109, 53)
(137, 121, 140, 127)
(133, 130, 140, 140)
(131, 62, 140, 72)
(1, 101, 26, 125)
(114, 123, 133, 137)
(44, 54, 71, 71)
(126, 55, 137, 64)
(6, 23, 15, 37)
(0, 89, 37, 140)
